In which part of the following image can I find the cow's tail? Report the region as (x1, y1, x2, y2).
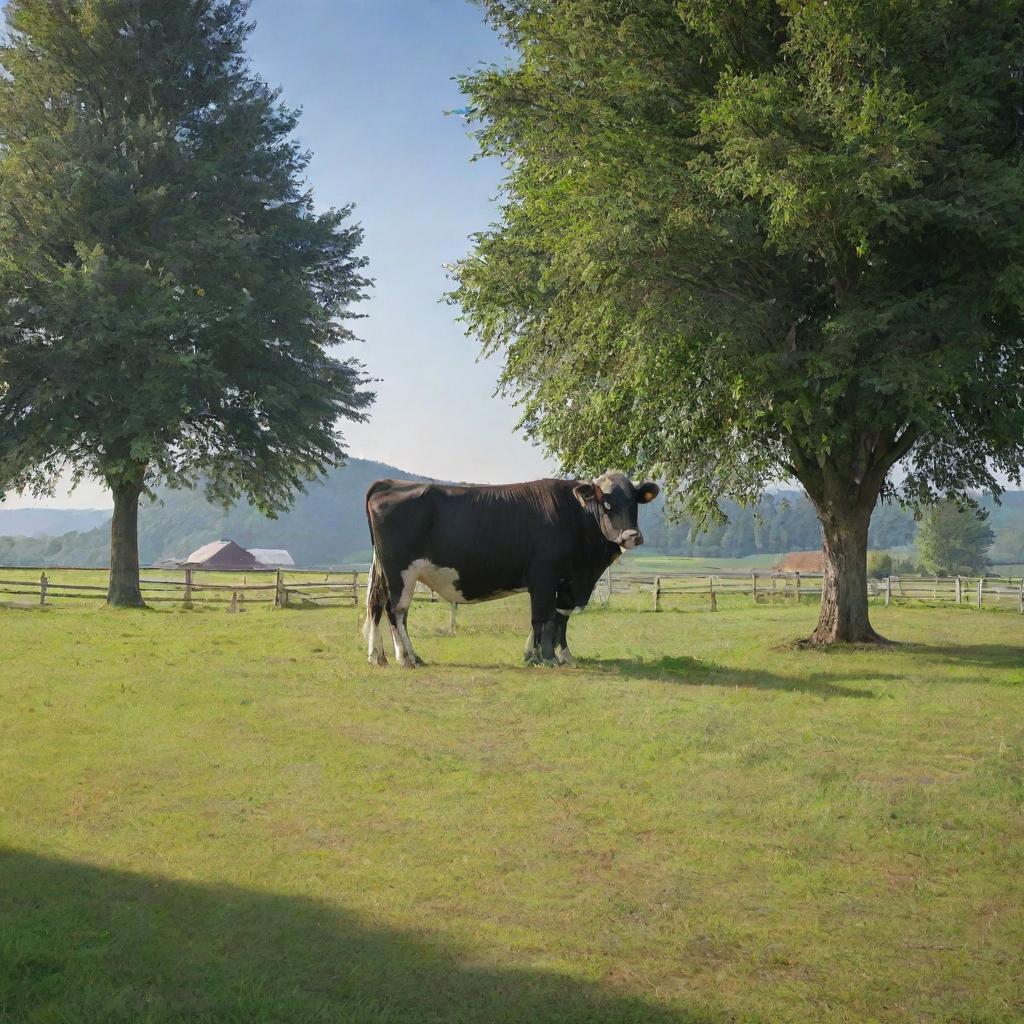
(363, 485, 390, 641)
(363, 548, 390, 641)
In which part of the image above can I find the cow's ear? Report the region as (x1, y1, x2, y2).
(573, 482, 600, 507)
(636, 482, 660, 504)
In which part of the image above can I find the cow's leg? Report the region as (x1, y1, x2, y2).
(524, 627, 539, 664)
(552, 581, 576, 665)
(385, 603, 423, 669)
(554, 607, 575, 665)
(394, 607, 424, 668)
(527, 581, 559, 666)
(367, 612, 388, 667)
(379, 563, 422, 668)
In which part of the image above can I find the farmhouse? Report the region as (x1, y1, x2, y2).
(181, 540, 265, 571)
(775, 551, 824, 573)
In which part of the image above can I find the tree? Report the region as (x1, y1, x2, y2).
(0, 0, 372, 606)
(452, 0, 1024, 643)
(917, 502, 994, 576)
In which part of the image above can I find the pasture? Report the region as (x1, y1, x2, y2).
(1, 598, 1022, 1023)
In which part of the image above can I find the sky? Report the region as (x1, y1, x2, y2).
(10, 0, 552, 510)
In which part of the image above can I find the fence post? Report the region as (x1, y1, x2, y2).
(977, 577, 983, 610)
(39, 571, 48, 607)
(955, 575, 961, 604)
(352, 569, 359, 607)
(794, 572, 801, 603)
(229, 592, 239, 614)
(751, 572, 758, 603)
(275, 569, 284, 609)
(1018, 577, 1023, 615)
(709, 575, 717, 612)
(652, 576, 661, 612)
(885, 576, 892, 606)
(450, 602, 458, 635)
(183, 568, 193, 609)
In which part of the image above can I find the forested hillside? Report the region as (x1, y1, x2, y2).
(2, 464, 1023, 568)
(0, 508, 111, 538)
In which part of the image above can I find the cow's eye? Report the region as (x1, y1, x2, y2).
(603, 501, 612, 511)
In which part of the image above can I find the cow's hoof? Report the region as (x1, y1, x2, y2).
(370, 655, 389, 667)
(540, 657, 560, 668)
(556, 650, 576, 666)
(524, 651, 541, 666)
(414, 655, 427, 667)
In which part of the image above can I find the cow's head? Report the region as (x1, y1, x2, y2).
(573, 471, 659, 550)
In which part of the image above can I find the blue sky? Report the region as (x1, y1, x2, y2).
(14, 0, 552, 508)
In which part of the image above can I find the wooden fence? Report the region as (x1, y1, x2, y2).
(1, 566, 1022, 615)
(609, 570, 1023, 614)
(0, 568, 365, 610)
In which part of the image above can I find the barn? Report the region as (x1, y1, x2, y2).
(180, 540, 265, 571)
(775, 551, 825, 573)
(248, 549, 295, 568)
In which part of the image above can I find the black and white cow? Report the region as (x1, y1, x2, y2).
(364, 472, 659, 667)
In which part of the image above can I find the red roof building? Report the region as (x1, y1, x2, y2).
(774, 551, 824, 573)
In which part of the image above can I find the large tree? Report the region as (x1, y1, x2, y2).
(453, 0, 1024, 643)
(0, 0, 372, 606)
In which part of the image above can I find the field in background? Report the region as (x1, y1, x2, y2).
(0, 599, 1021, 1023)
(621, 551, 785, 573)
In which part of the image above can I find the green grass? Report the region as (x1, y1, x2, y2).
(621, 552, 784, 573)
(1, 599, 1022, 1023)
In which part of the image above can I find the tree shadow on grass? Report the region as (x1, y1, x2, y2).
(590, 656, 884, 699)
(894, 642, 1024, 672)
(0, 847, 715, 1024)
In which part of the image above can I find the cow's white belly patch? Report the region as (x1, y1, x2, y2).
(399, 559, 526, 605)
(401, 559, 466, 605)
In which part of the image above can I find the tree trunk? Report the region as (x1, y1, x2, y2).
(809, 500, 885, 645)
(107, 477, 145, 608)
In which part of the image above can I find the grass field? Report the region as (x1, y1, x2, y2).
(1, 598, 1022, 1023)
(621, 552, 785, 573)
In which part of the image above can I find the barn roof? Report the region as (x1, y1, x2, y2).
(775, 551, 824, 573)
(181, 539, 263, 569)
(248, 548, 295, 567)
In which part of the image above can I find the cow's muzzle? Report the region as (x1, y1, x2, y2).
(619, 529, 643, 550)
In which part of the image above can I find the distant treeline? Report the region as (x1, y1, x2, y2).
(645, 491, 918, 558)
(0, 529, 112, 568)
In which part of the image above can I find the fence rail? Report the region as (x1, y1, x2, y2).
(1, 566, 1022, 615)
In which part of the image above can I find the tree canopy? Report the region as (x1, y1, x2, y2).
(453, 0, 1024, 642)
(0, 0, 372, 603)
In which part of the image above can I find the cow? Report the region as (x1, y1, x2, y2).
(363, 471, 659, 667)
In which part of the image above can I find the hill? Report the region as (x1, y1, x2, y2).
(0, 508, 111, 538)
